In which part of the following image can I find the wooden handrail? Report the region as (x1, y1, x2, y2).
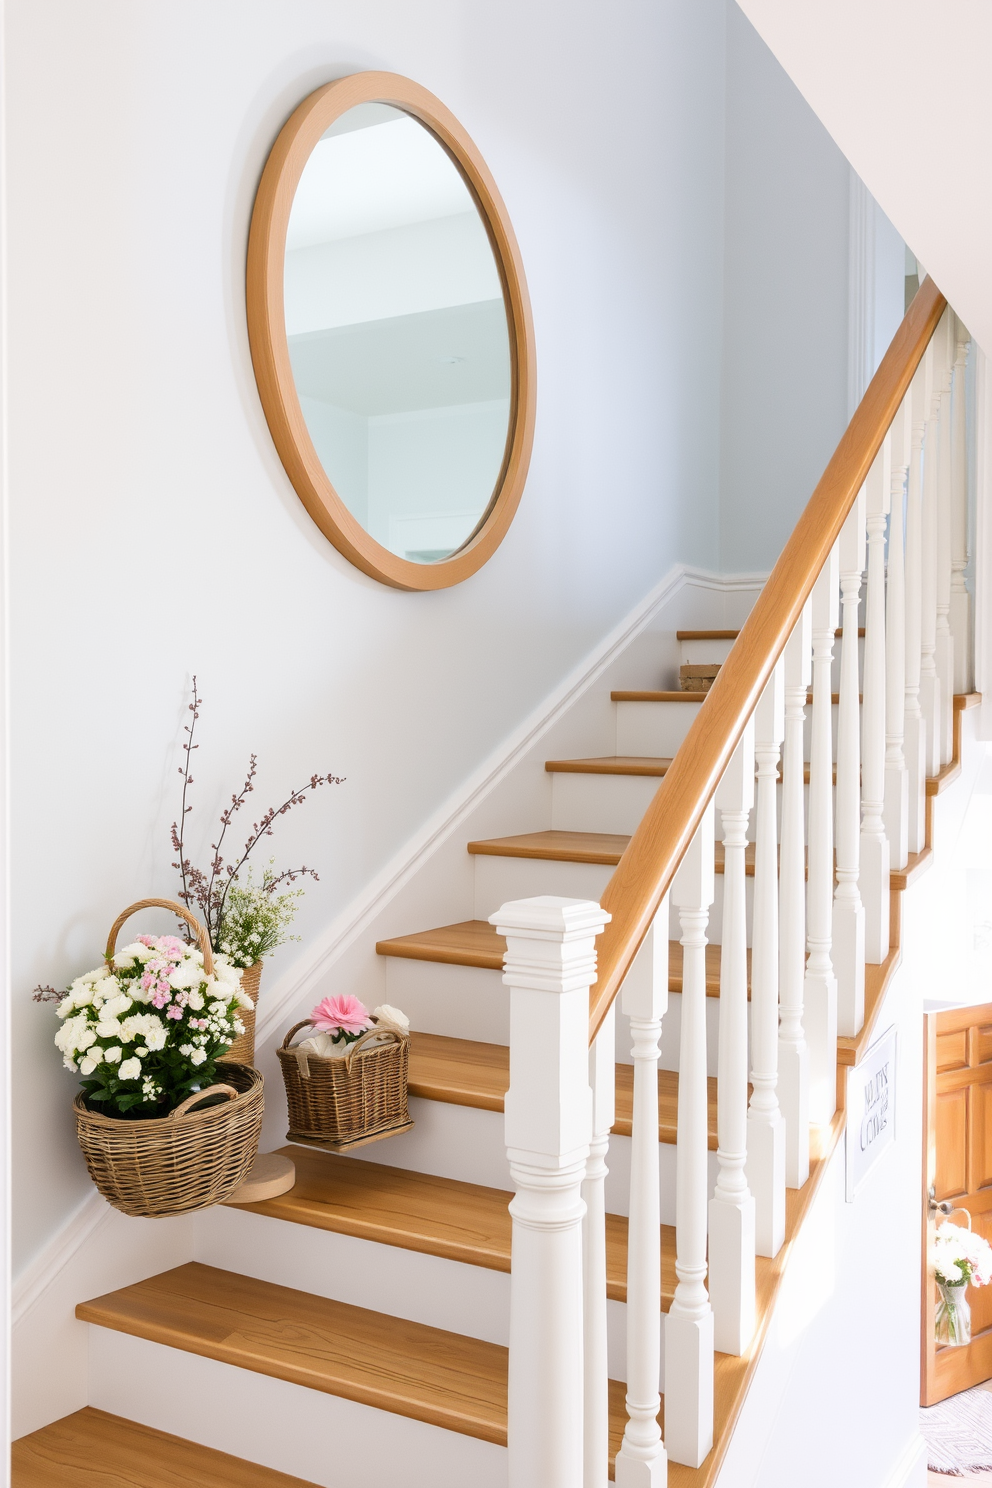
(589, 276, 947, 1042)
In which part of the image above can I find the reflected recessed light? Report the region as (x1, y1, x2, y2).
(438, 355, 466, 364)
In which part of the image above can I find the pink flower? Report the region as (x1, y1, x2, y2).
(310, 994, 370, 1036)
(166, 1005, 183, 1020)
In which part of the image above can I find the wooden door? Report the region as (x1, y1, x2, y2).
(922, 1004, 992, 1404)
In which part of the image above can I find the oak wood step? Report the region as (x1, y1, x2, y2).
(675, 628, 862, 641)
(377, 919, 747, 997)
(545, 755, 673, 776)
(232, 1147, 677, 1308)
(408, 1032, 718, 1148)
(466, 829, 758, 876)
(611, 689, 854, 704)
(11, 1406, 317, 1488)
(76, 1264, 637, 1472)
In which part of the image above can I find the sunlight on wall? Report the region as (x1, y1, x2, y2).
(773, 1156, 839, 1348)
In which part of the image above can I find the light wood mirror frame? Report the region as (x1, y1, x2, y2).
(247, 72, 536, 591)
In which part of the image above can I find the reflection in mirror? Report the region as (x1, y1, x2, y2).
(284, 103, 512, 563)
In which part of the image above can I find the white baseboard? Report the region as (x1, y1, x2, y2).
(255, 563, 766, 1045)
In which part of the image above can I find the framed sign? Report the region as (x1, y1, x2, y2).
(846, 1025, 897, 1201)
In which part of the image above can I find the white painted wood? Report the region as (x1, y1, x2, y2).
(921, 339, 943, 778)
(384, 958, 510, 1046)
(833, 489, 866, 1034)
(551, 771, 662, 835)
(747, 661, 786, 1258)
(935, 310, 956, 764)
(616, 910, 669, 1487)
(779, 603, 812, 1187)
(805, 549, 839, 1124)
(860, 442, 891, 966)
(709, 725, 756, 1356)
(615, 698, 704, 758)
(494, 894, 609, 1488)
(678, 636, 738, 664)
(474, 855, 613, 920)
(905, 356, 929, 853)
(89, 1328, 509, 1488)
(585, 1000, 616, 1488)
(951, 315, 972, 695)
(667, 804, 715, 1469)
(885, 396, 911, 871)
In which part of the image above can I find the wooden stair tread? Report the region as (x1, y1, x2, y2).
(408, 1032, 717, 1147)
(467, 829, 630, 864)
(676, 629, 739, 641)
(545, 755, 673, 776)
(234, 1147, 677, 1307)
(76, 1263, 510, 1447)
(75, 1263, 640, 1468)
(612, 690, 707, 702)
(11, 1406, 317, 1488)
(378, 919, 744, 999)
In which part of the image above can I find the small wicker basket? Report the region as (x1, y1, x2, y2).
(219, 960, 262, 1066)
(73, 898, 265, 1217)
(277, 1018, 413, 1153)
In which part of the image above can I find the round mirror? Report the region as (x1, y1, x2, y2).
(247, 74, 535, 590)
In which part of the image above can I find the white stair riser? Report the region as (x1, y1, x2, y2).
(385, 958, 510, 1045)
(87, 1327, 509, 1488)
(615, 700, 702, 756)
(473, 854, 612, 919)
(678, 638, 738, 664)
(195, 1206, 632, 1381)
(550, 771, 662, 834)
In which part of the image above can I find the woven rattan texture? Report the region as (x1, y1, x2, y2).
(278, 1020, 410, 1146)
(218, 961, 262, 1067)
(74, 1064, 264, 1217)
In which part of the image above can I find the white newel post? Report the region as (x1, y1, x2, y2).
(936, 311, 956, 766)
(905, 357, 929, 854)
(806, 548, 839, 1124)
(710, 724, 756, 1355)
(666, 804, 715, 1470)
(747, 660, 786, 1258)
(584, 998, 615, 1488)
(496, 895, 609, 1488)
(860, 442, 891, 965)
(921, 339, 943, 779)
(885, 395, 910, 871)
(834, 489, 866, 1035)
(779, 603, 812, 1188)
(950, 315, 972, 695)
(616, 909, 669, 1488)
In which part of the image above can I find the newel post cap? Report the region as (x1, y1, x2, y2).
(489, 895, 610, 940)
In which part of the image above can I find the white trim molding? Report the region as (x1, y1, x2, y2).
(881, 1431, 927, 1488)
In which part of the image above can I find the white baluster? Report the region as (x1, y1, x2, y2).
(497, 895, 609, 1488)
(950, 315, 972, 695)
(746, 661, 786, 1258)
(667, 804, 715, 1470)
(885, 395, 910, 871)
(860, 442, 891, 965)
(921, 339, 943, 778)
(834, 490, 866, 1035)
(616, 912, 669, 1488)
(905, 356, 929, 854)
(806, 548, 839, 1124)
(584, 999, 615, 1488)
(936, 311, 956, 765)
(779, 603, 811, 1187)
(710, 724, 756, 1355)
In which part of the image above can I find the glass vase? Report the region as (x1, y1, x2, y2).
(936, 1282, 972, 1346)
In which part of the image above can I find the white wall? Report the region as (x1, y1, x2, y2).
(5, 0, 729, 1271)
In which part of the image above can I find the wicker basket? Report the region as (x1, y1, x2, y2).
(679, 662, 721, 693)
(72, 898, 265, 1217)
(277, 1018, 413, 1153)
(219, 960, 262, 1066)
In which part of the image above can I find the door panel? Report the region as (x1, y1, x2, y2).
(923, 1004, 992, 1404)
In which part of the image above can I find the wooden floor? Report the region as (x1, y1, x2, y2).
(12, 1407, 319, 1487)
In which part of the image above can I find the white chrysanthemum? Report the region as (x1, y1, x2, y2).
(103, 1045, 122, 1063)
(179, 1043, 194, 1057)
(208, 1000, 228, 1017)
(81, 967, 105, 984)
(79, 1055, 98, 1075)
(234, 989, 254, 1011)
(168, 961, 202, 990)
(186, 991, 204, 1011)
(96, 1018, 123, 1039)
(118, 1057, 142, 1080)
(68, 979, 95, 1007)
(144, 1024, 167, 1052)
(94, 975, 120, 1000)
(373, 1004, 410, 1035)
(57, 995, 75, 1017)
(63, 1056, 78, 1072)
(189, 1048, 206, 1066)
(55, 1014, 94, 1057)
(103, 993, 133, 1018)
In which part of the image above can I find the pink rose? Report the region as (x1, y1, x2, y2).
(310, 994, 371, 1036)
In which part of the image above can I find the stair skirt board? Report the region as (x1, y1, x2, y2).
(86, 1328, 510, 1488)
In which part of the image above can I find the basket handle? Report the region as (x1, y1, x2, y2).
(105, 898, 214, 977)
(280, 1018, 407, 1070)
(282, 1019, 316, 1051)
(169, 1084, 239, 1120)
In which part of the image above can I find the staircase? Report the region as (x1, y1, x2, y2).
(11, 280, 982, 1487)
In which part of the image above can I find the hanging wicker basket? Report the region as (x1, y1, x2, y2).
(219, 960, 262, 1066)
(277, 1018, 412, 1153)
(73, 898, 265, 1217)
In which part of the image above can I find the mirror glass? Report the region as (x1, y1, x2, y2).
(284, 103, 513, 563)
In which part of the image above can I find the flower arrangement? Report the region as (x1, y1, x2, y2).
(932, 1220, 992, 1347)
(171, 678, 343, 964)
(297, 994, 410, 1058)
(47, 935, 254, 1118)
